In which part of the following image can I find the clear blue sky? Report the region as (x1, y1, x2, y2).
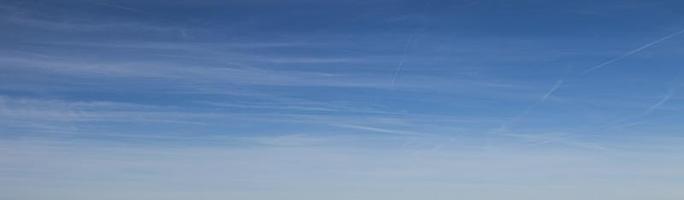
(2, 0, 684, 199)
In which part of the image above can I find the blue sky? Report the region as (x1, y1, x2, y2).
(2, 0, 684, 199)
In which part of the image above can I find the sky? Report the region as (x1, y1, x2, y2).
(2, 0, 684, 199)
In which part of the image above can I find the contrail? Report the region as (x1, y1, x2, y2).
(643, 89, 675, 115)
(603, 87, 678, 130)
(505, 79, 564, 125)
(541, 80, 564, 102)
(390, 31, 418, 88)
(97, 2, 145, 13)
(583, 28, 684, 74)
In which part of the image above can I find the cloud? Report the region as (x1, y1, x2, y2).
(0, 95, 502, 141)
(0, 42, 526, 94)
(2, 134, 684, 200)
(330, 123, 423, 136)
(0, 4, 183, 34)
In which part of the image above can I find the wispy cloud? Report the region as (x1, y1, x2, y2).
(93, 2, 145, 14)
(2, 134, 682, 200)
(4, 14, 179, 33)
(0, 44, 526, 93)
(502, 132, 609, 151)
(330, 124, 423, 136)
(4, 1, 684, 199)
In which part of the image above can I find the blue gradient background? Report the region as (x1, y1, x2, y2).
(1, 0, 684, 199)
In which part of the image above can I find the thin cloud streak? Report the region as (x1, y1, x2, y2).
(541, 80, 564, 102)
(497, 79, 565, 131)
(391, 30, 419, 88)
(642, 89, 676, 115)
(583, 28, 684, 74)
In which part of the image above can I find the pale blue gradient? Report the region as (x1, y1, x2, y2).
(1, 0, 684, 199)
